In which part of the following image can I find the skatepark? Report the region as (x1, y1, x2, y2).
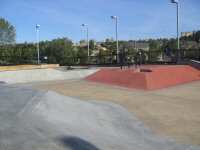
(1, 0, 200, 149)
(0, 64, 200, 150)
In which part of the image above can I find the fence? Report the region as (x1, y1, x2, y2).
(0, 49, 200, 66)
(65, 49, 200, 66)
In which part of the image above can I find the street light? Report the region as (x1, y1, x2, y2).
(111, 16, 119, 63)
(36, 24, 40, 64)
(81, 24, 90, 58)
(171, 0, 180, 59)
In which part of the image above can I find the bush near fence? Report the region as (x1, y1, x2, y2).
(0, 49, 199, 66)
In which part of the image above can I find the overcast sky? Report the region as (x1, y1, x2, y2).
(1, 0, 200, 43)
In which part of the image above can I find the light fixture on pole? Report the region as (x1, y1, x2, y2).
(171, 0, 180, 59)
(81, 24, 90, 58)
(36, 24, 40, 64)
(111, 16, 119, 63)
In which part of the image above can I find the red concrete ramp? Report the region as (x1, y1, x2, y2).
(85, 65, 200, 90)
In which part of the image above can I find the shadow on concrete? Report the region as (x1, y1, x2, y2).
(0, 81, 6, 84)
(58, 136, 100, 150)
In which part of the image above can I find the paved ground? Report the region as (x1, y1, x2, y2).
(30, 79, 200, 146)
(1, 85, 197, 150)
(0, 68, 98, 84)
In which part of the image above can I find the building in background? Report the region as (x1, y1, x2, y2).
(127, 41, 149, 51)
(181, 31, 195, 38)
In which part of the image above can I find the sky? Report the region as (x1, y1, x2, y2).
(1, 0, 200, 43)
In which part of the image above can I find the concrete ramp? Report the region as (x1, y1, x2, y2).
(86, 65, 200, 90)
(0, 68, 98, 84)
(0, 85, 199, 150)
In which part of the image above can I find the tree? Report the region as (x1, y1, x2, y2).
(149, 40, 160, 51)
(89, 40, 95, 50)
(45, 38, 74, 65)
(101, 40, 116, 55)
(166, 38, 177, 50)
(194, 31, 200, 43)
(0, 18, 16, 44)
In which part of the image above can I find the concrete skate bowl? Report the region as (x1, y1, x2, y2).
(0, 85, 199, 150)
(85, 65, 200, 90)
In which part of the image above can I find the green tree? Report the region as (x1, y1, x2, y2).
(101, 40, 116, 55)
(89, 40, 95, 50)
(194, 31, 200, 43)
(45, 38, 74, 65)
(0, 18, 16, 44)
(149, 40, 160, 51)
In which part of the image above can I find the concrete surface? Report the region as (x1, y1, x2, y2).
(0, 84, 199, 150)
(0, 68, 98, 84)
(86, 65, 200, 90)
(0, 64, 60, 71)
(31, 79, 200, 146)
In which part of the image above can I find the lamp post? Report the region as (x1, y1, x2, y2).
(171, 0, 180, 60)
(81, 24, 90, 58)
(36, 24, 40, 64)
(111, 16, 119, 63)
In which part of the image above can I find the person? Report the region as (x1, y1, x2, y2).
(134, 50, 142, 68)
(126, 55, 131, 68)
(134, 54, 138, 68)
(138, 50, 142, 66)
(165, 46, 171, 57)
(119, 49, 125, 69)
